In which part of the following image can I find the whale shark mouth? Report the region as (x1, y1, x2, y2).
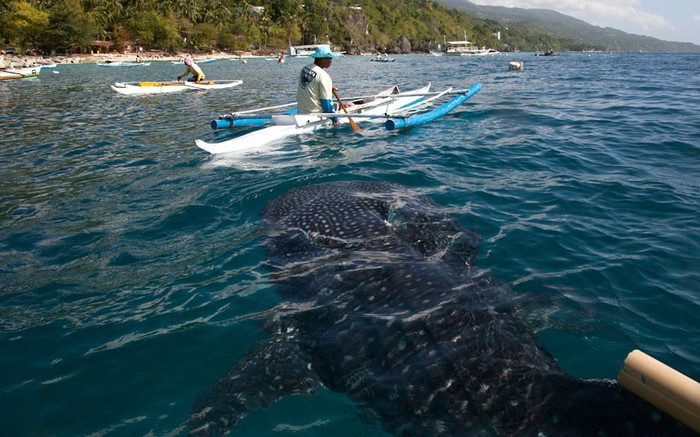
(188, 181, 693, 437)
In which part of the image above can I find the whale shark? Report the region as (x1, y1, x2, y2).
(188, 180, 694, 436)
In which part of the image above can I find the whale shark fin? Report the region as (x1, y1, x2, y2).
(187, 336, 321, 435)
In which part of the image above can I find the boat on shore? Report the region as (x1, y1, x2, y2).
(0, 66, 42, 80)
(111, 79, 242, 95)
(196, 82, 482, 155)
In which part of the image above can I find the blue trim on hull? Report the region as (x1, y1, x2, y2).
(385, 83, 481, 131)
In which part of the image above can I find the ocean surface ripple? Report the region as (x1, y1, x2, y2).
(1, 52, 698, 435)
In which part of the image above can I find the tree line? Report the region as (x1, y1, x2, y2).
(0, 0, 600, 55)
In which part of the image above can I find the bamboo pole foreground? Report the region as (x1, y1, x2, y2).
(618, 349, 700, 433)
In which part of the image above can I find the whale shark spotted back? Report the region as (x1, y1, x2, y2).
(188, 181, 694, 436)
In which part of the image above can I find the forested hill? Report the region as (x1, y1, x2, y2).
(2, 0, 697, 55)
(436, 0, 700, 53)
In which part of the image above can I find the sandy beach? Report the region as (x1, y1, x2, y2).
(1, 50, 270, 68)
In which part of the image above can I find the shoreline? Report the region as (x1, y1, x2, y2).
(1, 50, 276, 67)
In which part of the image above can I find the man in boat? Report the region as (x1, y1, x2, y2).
(297, 45, 339, 125)
(177, 56, 205, 83)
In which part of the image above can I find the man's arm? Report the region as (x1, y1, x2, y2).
(320, 99, 338, 124)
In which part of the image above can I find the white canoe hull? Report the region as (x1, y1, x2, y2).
(111, 80, 243, 95)
(0, 66, 42, 80)
(195, 84, 431, 155)
(171, 58, 216, 64)
(97, 62, 151, 67)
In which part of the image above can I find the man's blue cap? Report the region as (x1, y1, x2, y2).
(309, 45, 339, 59)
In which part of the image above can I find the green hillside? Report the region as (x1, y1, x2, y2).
(436, 0, 700, 53)
(3, 0, 694, 55)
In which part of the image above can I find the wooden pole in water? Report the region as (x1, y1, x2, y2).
(618, 349, 700, 433)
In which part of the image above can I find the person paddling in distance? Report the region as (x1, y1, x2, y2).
(177, 56, 205, 83)
(297, 45, 340, 125)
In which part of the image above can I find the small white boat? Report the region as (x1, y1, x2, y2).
(195, 82, 479, 155)
(0, 66, 42, 80)
(97, 61, 151, 67)
(508, 61, 524, 70)
(111, 79, 243, 95)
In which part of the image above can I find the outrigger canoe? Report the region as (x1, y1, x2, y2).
(171, 58, 217, 64)
(111, 79, 243, 95)
(195, 82, 482, 155)
(0, 66, 42, 80)
(97, 61, 150, 67)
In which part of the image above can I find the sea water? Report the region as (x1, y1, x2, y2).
(0, 52, 698, 436)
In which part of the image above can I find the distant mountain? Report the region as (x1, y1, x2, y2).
(436, 0, 700, 52)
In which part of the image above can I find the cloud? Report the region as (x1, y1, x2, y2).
(474, 0, 674, 32)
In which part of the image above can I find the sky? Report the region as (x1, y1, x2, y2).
(471, 0, 700, 45)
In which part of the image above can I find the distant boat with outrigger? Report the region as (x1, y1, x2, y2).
(195, 82, 482, 155)
(370, 54, 396, 62)
(97, 60, 150, 67)
(111, 79, 242, 95)
(171, 57, 217, 64)
(0, 65, 42, 80)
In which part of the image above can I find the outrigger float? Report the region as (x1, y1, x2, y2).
(111, 79, 243, 95)
(195, 82, 482, 155)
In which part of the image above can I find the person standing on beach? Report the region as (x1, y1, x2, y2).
(297, 45, 339, 125)
(177, 56, 205, 82)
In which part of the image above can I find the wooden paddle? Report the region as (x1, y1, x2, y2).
(332, 88, 362, 133)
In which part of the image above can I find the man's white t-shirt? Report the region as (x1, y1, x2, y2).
(297, 63, 333, 114)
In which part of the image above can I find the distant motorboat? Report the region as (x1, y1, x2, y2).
(444, 40, 499, 56)
(287, 44, 343, 58)
(287, 44, 321, 57)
